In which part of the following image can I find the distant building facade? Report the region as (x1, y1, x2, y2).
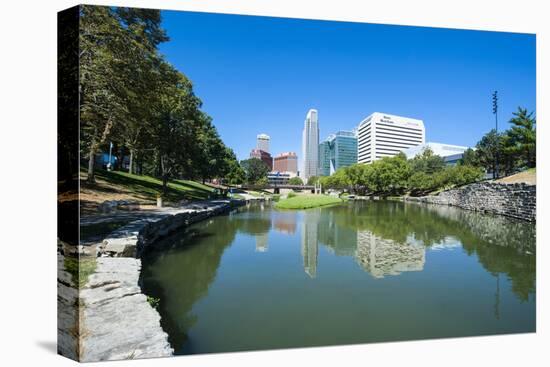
(319, 130, 358, 176)
(402, 142, 469, 165)
(302, 109, 319, 181)
(357, 112, 425, 164)
(273, 152, 298, 174)
(250, 148, 273, 170)
(256, 133, 270, 153)
(267, 171, 291, 186)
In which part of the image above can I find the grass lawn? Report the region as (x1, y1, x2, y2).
(90, 169, 217, 202)
(275, 195, 345, 209)
(496, 168, 536, 185)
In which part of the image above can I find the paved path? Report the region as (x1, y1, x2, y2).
(80, 200, 232, 226)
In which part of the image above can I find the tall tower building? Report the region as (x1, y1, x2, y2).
(256, 133, 270, 153)
(301, 109, 319, 181)
(357, 112, 425, 164)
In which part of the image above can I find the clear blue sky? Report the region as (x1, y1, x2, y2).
(159, 10, 536, 161)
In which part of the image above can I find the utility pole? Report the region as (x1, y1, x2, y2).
(492, 91, 499, 179)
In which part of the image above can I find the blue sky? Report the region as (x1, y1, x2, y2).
(159, 10, 536, 161)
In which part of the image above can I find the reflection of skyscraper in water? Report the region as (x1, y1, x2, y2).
(355, 231, 425, 278)
(317, 210, 357, 256)
(272, 211, 297, 235)
(301, 211, 319, 278)
(255, 233, 268, 252)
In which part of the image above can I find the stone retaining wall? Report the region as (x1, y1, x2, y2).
(100, 199, 245, 258)
(59, 199, 246, 362)
(405, 182, 536, 222)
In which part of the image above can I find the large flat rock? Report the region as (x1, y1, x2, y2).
(79, 258, 173, 362)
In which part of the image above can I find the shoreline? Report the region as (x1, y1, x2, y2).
(402, 182, 536, 222)
(58, 199, 246, 362)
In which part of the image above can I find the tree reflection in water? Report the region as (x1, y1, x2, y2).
(141, 201, 535, 354)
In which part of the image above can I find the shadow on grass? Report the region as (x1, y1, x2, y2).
(86, 169, 215, 202)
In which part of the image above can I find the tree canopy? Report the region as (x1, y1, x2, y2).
(240, 158, 270, 185)
(78, 5, 240, 191)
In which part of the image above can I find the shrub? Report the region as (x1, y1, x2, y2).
(147, 296, 160, 309)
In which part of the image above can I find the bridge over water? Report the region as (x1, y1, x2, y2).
(239, 184, 316, 194)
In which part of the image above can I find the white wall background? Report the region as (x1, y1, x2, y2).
(0, 1, 547, 366)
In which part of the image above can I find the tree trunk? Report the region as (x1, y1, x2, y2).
(87, 147, 95, 183)
(129, 149, 134, 175)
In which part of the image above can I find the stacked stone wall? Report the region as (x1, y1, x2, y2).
(405, 182, 536, 222)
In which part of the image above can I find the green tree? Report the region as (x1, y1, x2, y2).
(507, 107, 536, 168)
(240, 158, 269, 185)
(307, 176, 320, 186)
(459, 148, 479, 167)
(409, 147, 445, 174)
(365, 153, 411, 195)
(146, 62, 201, 194)
(446, 165, 484, 187)
(288, 177, 304, 185)
(110, 8, 168, 174)
(80, 6, 129, 182)
(475, 129, 505, 179)
(221, 148, 245, 185)
(407, 172, 437, 196)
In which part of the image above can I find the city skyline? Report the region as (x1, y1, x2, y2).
(158, 11, 535, 162)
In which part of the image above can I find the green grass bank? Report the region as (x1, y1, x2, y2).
(275, 195, 345, 209)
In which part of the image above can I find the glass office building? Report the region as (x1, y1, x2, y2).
(319, 130, 358, 176)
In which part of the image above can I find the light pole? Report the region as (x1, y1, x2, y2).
(107, 141, 113, 171)
(492, 91, 499, 179)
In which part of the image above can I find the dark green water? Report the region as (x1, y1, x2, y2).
(140, 201, 536, 355)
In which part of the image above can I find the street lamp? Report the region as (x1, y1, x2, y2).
(492, 91, 499, 179)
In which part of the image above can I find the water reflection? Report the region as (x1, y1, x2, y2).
(140, 201, 535, 354)
(355, 231, 425, 278)
(301, 211, 319, 278)
(272, 211, 297, 235)
(255, 233, 269, 252)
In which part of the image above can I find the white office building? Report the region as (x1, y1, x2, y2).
(301, 109, 319, 181)
(357, 112, 425, 164)
(402, 142, 469, 165)
(256, 133, 270, 153)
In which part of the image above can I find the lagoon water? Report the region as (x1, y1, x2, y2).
(140, 201, 536, 355)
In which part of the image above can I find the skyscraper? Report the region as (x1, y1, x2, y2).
(256, 133, 270, 153)
(357, 112, 425, 164)
(318, 130, 358, 176)
(301, 109, 319, 181)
